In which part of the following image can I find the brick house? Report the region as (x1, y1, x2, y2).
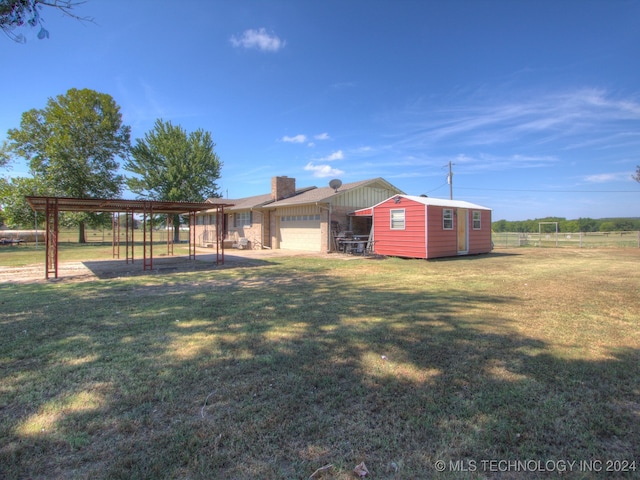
(195, 176, 403, 252)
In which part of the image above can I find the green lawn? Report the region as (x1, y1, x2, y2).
(1, 248, 639, 479)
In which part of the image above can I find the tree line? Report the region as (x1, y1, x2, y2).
(492, 217, 640, 233)
(0, 88, 222, 242)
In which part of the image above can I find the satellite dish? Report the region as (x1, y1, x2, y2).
(329, 178, 342, 192)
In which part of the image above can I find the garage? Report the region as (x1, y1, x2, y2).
(278, 214, 322, 251)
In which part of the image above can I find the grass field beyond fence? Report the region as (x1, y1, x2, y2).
(4, 227, 639, 249)
(1, 247, 639, 479)
(492, 231, 640, 249)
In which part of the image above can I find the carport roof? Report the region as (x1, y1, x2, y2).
(26, 196, 234, 214)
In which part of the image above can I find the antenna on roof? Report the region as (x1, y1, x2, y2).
(329, 179, 342, 193)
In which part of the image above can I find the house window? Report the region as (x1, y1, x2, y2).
(234, 211, 252, 227)
(443, 209, 453, 230)
(473, 211, 481, 230)
(280, 214, 321, 222)
(208, 214, 217, 225)
(390, 209, 405, 230)
(196, 215, 204, 225)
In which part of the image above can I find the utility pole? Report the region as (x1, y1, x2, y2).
(447, 161, 454, 200)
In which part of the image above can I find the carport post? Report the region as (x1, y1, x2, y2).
(44, 197, 59, 279)
(125, 209, 134, 264)
(167, 214, 174, 255)
(112, 212, 120, 259)
(143, 202, 153, 270)
(188, 211, 196, 260)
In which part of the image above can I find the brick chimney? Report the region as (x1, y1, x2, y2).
(271, 176, 296, 201)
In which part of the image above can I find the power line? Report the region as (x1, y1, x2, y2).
(424, 182, 449, 194)
(456, 186, 639, 193)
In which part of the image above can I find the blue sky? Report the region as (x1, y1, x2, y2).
(1, 0, 639, 221)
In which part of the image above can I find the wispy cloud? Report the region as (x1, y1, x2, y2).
(583, 172, 632, 183)
(282, 134, 307, 143)
(304, 162, 345, 178)
(376, 88, 640, 180)
(230, 28, 285, 52)
(283, 132, 331, 147)
(318, 150, 344, 162)
(392, 88, 640, 151)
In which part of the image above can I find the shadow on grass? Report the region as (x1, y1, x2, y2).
(1, 260, 638, 479)
(81, 254, 274, 279)
(426, 251, 524, 263)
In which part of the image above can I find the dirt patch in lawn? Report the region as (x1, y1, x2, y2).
(0, 248, 364, 284)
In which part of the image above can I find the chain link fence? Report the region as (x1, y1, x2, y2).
(492, 231, 640, 249)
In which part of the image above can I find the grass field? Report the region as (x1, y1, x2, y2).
(1, 247, 639, 479)
(492, 231, 640, 249)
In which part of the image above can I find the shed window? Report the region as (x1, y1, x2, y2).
(443, 209, 453, 230)
(390, 209, 405, 230)
(234, 211, 252, 227)
(473, 211, 481, 230)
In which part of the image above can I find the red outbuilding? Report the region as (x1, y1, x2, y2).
(353, 194, 492, 259)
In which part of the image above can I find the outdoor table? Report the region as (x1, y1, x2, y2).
(337, 239, 368, 254)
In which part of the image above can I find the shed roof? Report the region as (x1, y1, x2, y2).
(401, 195, 492, 210)
(353, 194, 491, 214)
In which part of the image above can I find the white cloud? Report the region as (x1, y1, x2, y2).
(319, 150, 344, 162)
(304, 162, 345, 178)
(583, 172, 628, 183)
(391, 88, 640, 152)
(282, 134, 307, 143)
(230, 28, 285, 52)
(281, 132, 329, 146)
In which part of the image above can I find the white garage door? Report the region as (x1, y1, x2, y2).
(279, 214, 321, 251)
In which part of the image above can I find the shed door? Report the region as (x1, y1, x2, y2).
(279, 215, 321, 251)
(457, 208, 468, 254)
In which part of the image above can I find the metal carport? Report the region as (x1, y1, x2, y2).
(25, 196, 234, 279)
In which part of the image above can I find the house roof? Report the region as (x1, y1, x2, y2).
(206, 186, 317, 211)
(267, 178, 404, 207)
(205, 177, 403, 211)
(208, 193, 273, 210)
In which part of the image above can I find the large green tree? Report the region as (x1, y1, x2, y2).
(125, 119, 222, 241)
(3, 88, 130, 241)
(0, 175, 49, 228)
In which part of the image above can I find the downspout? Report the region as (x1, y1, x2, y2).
(250, 207, 265, 249)
(260, 208, 273, 249)
(316, 202, 331, 253)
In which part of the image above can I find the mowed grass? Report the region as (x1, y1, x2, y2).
(0, 241, 192, 268)
(1, 248, 639, 479)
